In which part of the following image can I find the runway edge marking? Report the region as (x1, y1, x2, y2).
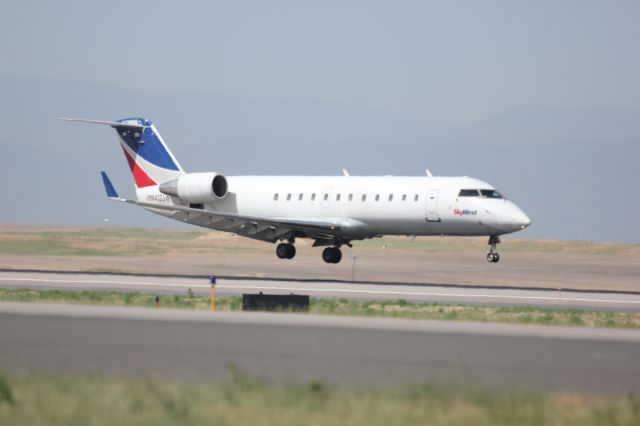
(2, 276, 640, 306)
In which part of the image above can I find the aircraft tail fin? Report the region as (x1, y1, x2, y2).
(62, 117, 185, 190)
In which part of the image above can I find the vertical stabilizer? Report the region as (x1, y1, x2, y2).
(114, 118, 185, 188)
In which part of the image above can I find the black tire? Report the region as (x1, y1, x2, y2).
(286, 244, 296, 259)
(322, 247, 335, 263)
(332, 248, 342, 264)
(486, 252, 495, 263)
(493, 253, 500, 263)
(276, 243, 289, 259)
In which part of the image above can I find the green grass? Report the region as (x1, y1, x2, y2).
(2, 288, 639, 328)
(0, 370, 639, 426)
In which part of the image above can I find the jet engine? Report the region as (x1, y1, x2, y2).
(158, 173, 228, 203)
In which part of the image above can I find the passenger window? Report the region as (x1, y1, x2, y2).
(298, 193, 303, 201)
(414, 194, 419, 201)
(274, 193, 279, 201)
(348, 194, 353, 201)
(459, 189, 480, 197)
(286, 193, 291, 201)
(311, 193, 316, 201)
(336, 194, 341, 201)
(388, 194, 393, 202)
(402, 194, 407, 201)
(362, 194, 367, 202)
(324, 193, 328, 201)
(375, 194, 380, 201)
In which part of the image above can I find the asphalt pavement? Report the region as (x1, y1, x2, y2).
(1, 301, 639, 395)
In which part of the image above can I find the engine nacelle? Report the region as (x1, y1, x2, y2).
(158, 172, 228, 203)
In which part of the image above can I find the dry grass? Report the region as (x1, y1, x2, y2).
(1, 225, 638, 257)
(0, 372, 639, 426)
(1, 224, 639, 293)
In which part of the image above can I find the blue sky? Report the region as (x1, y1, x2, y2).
(2, 1, 639, 123)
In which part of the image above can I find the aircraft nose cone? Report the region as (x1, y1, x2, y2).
(514, 212, 531, 229)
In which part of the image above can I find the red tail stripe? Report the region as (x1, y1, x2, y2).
(121, 146, 157, 188)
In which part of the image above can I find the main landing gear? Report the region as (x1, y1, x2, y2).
(322, 247, 342, 264)
(487, 235, 500, 263)
(275, 240, 343, 264)
(276, 242, 296, 260)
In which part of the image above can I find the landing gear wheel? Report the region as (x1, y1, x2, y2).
(333, 248, 342, 264)
(322, 247, 342, 264)
(276, 243, 296, 260)
(322, 247, 334, 263)
(486, 252, 500, 263)
(285, 244, 296, 259)
(276, 243, 288, 259)
(487, 235, 501, 264)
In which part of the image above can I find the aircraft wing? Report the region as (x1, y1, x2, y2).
(99, 171, 358, 243)
(119, 199, 345, 242)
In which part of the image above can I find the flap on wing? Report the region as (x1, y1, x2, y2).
(115, 199, 343, 236)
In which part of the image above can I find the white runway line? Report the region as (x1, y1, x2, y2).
(2, 275, 640, 305)
(0, 276, 210, 289)
(220, 285, 640, 305)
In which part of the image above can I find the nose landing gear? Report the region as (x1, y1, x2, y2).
(276, 242, 296, 260)
(487, 235, 500, 263)
(322, 247, 342, 264)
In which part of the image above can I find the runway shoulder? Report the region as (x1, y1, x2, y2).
(2, 270, 640, 311)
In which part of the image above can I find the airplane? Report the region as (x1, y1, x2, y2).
(63, 117, 530, 264)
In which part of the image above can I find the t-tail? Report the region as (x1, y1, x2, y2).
(61, 118, 185, 200)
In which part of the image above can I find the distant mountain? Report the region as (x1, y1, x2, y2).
(459, 105, 640, 144)
(1, 76, 638, 242)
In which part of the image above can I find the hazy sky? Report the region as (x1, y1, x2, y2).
(2, 0, 639, 124)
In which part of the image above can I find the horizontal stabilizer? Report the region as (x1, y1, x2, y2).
(60, 118, 146, 129)
(100, 171, 120, 198)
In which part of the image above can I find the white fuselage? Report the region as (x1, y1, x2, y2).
(137, 175, 530, 240)
(65, 116, 529, 263)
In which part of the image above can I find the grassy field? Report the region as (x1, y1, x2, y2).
(1, 225, 638, 257)
(2, 288, 639, 328)
(0, 371, 639, 426)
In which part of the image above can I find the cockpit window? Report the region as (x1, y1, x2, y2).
(480, 189, 504, 199)
(458, 189, 480, 197)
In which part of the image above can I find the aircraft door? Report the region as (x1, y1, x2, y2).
(425, 189, 440, 222)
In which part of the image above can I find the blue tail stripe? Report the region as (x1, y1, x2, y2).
(101, 171, 119, 198)
(116, 118, 180, 171)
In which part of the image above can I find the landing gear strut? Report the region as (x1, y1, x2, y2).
(322, 247, 342, 264)
(487, 235, 500, 263)
(276, 242, 296, 260)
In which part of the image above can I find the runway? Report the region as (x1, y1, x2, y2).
(1, 301, 639, 395)
(2, 270, 640, 311)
